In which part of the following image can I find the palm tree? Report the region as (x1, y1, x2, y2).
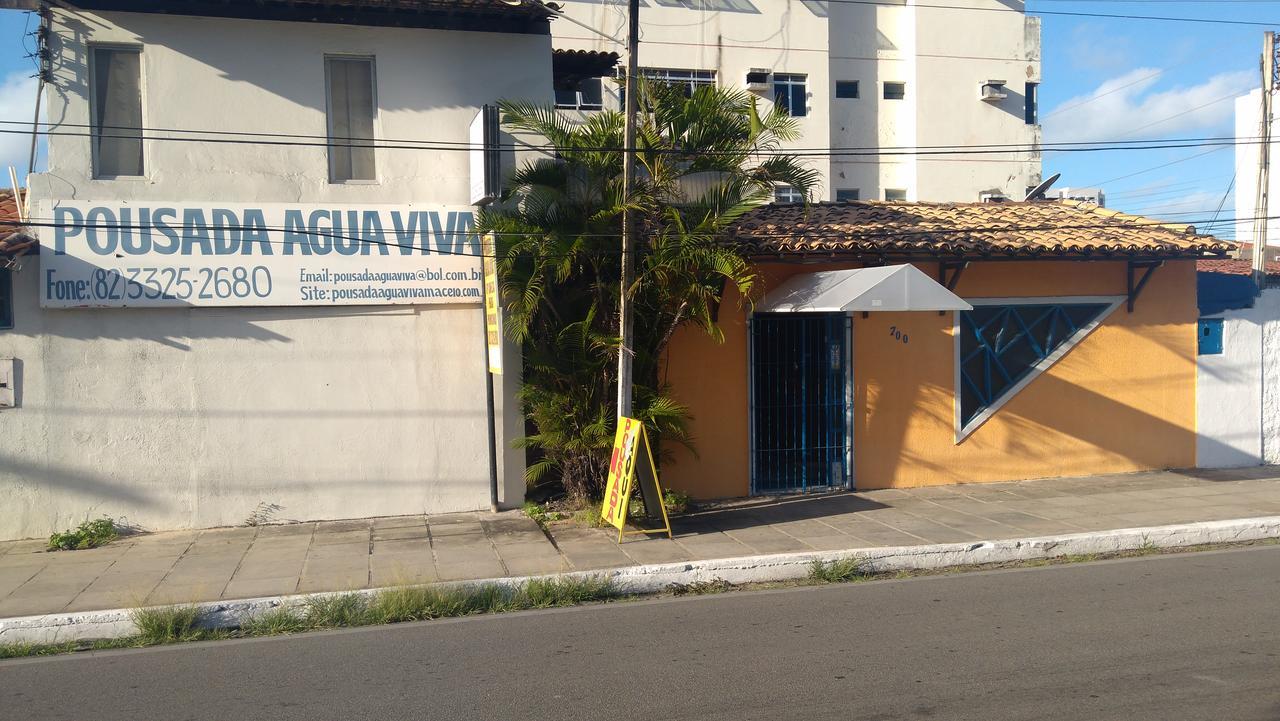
(478, 79, 819, 501)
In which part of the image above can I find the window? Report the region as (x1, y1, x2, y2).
(883, 81, 906, 100)
(326, 56, 377, 183)
(1025, 82, 1038, 125)
(958, 302, 1114, 433)
(90, 46, 144, 178)
(555, 77, 604, 111)
(774, 185, 804, 204)
(835, 189, 859, 202)
(639, 68, 716, 97)
(884, 188, 907, 201)
(0, 268, 11, 329)
(835, 81, 859, 99)
(773, 73, 807, 117)
(1198, 318, 1224, 355)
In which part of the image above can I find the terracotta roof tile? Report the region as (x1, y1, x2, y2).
(731, 199, 1232, 260)
(0, 189, 35, 259)
(1197, 258, 1280, 277)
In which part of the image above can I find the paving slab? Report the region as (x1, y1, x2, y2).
(4, 469, 1280, 620)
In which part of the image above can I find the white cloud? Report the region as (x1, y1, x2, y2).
(1044, 68, 1255, 144)
(0, 70, 43, 177)
(1066, 25, 1131, 72)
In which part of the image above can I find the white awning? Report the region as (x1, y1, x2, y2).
(758, 264, 972, 313)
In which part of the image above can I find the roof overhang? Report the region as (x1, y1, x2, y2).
(758, 264, 972, 313)
(46, 0, 553, 34)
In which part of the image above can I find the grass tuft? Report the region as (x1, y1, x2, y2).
(241, 607, 308, 636)
(130, 605, 206, 644)
(303, 593, 369, 628)
(48, 517, 119, 551)
(809, 557, 873, 583)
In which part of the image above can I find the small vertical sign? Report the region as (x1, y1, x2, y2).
(482, 232, 503, 375)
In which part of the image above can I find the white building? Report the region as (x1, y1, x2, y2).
(0, 0, 552, 540)
(1052, 187, 1105, 207)
(550, 0, 1043, 203)
(1235, 88, 1280, 253)
(1195, 261, 1280, 468)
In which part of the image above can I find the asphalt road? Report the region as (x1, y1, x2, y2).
(4, 546, 1280, 721)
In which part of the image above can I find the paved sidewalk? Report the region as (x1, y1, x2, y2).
(3, 466, 1280, 619)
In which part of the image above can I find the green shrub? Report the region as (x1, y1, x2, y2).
(663, 490, 692, 515)
(47, 517, 119, 551)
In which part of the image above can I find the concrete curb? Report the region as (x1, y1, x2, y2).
(4, 515, 1279, 647)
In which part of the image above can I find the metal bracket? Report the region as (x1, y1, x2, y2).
(1126, 260, 1163, 313)
(938, 261, 968, 315)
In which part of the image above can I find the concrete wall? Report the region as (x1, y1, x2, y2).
(1196, 287, 1280, 468)
(0, 10, 552, 539)
(663, 260, 1198, 497)
(553, 0, 1040, 202)
(1234, 90, 1280, 252)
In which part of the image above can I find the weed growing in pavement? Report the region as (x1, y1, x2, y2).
(47, 517, 119, 551)
(809, 557, 873, 583)
(240, 607, 309, 636)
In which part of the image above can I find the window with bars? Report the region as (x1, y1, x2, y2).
(773, 73, 807, 117)
(958, 302, 1112, 432)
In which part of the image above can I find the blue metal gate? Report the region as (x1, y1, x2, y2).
(749, 313, 850, 494)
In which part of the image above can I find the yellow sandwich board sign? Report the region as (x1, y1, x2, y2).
(481, 233, 503, 374)
(601, 416, 673, 543)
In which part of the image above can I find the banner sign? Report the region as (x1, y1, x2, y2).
(601, 417, 673, 542)
(481, 233, 503, 375)
(37, 201, 485, 308)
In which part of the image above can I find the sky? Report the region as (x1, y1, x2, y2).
(0, 2, 1273, 239)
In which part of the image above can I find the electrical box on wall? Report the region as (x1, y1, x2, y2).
(0, 358, 13, 408)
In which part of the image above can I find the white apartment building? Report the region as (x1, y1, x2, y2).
(0, 0, 550, 539)
(1236, 88, 1280, 254)
(551, 0, 1043, 202)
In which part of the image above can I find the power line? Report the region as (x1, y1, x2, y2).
(1, 122, 1275, 160)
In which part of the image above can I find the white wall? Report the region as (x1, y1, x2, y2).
(1234, 89, 1280, 251)
(553, 0, 1040, 202)
(1, 10, 551, 539)
(1196, 287, 1280, 468)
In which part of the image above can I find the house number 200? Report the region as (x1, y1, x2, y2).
(888, 325, 909, 344)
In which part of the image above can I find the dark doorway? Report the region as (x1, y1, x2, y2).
(749, 313, 851, 494)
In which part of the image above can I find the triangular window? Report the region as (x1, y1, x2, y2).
(958, 300, 1120, 438)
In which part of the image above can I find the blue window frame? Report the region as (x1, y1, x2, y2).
(958, 303, 1110, 429)
(0, 269, 12, 330)
(1198, 318, 1224, 355)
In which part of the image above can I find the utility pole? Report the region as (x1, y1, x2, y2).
(616, 0, 640, 420)
(1253, 31, 1278, 282)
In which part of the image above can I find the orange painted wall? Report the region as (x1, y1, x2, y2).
(661, 259, 1198, 497)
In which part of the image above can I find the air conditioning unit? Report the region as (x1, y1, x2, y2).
(746, 68, 771, 91)
(980, 80, 1008, 102)
(979, 191, 1009, 203)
